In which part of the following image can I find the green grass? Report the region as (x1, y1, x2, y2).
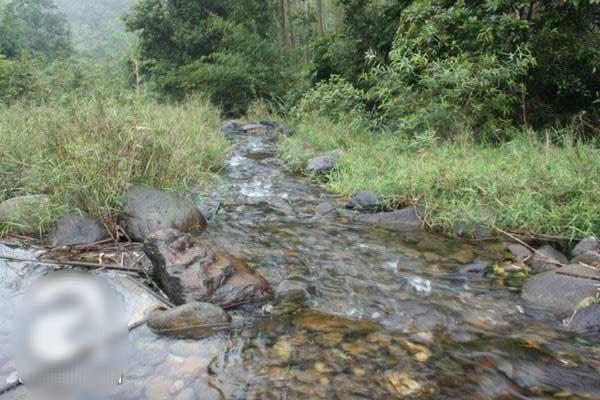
(279, 115, 600, 240)
(0, 94, 230, 236)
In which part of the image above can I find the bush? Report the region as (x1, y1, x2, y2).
(0, 55, 36, 104)
(0, 94, 229, 233)
(293, 75, 367, 122)
(365, 0, 600, 139)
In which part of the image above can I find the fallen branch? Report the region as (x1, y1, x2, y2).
(0, 255, 141, 273)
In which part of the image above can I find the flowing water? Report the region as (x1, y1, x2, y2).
(1, 130, 599, 399)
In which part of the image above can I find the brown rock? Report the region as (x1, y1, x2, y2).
(144, 229, 270, 307)
(147, 302, 230, 339)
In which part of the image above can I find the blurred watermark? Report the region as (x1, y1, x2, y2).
(12, 271, 128, 400)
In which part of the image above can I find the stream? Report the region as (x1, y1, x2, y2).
(1, 130, 600, 399)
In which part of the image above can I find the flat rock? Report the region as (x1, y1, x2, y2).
(346, 191, 384, 212)
(353, 207, 423, 232)
(147, 302, 230, 338)
(47, 214, 110, 246)
(122, 185, 206, 241)
(144, 229, 270, 308)
(571, 237, 598, 258)
(528, 245, 568, 273)
(522, 264, 600, 316)
(571, 251, 600, 267)
(567, 303, 600, 336)
(304, 149, 344, 176)
(459, 261, 492, 275)
(0, 195, 50, 235)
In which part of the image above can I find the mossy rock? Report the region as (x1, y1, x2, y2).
(0, 195, 51, 235)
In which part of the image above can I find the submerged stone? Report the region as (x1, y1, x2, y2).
(567, 303, 600, 337)
(147, 302, 230, 339)
(293, 313, 377, 334)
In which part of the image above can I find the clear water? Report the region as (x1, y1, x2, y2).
(1, 131, 599, 399)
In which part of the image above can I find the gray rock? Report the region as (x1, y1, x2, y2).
(47, 214, 110, 246)
(528, 245, 568, 273)
(0, 195, 50, 235)
(122, 185, 206, 241)
(522, 264, 600, 316)
(144, 229, 270, 308)
(147, 302, 231, 338)
(508, 244, 532, 262)
(314, 201, 338, 218)
(353, 207, 423, 232)
(571, 237, 598, 258)
(275, 123, 294, 136)
(304, 149, 344, 176)
(567, 303, 600, 336)
(259, 120, 278, 129)
(346, 191, 384, 212)
(571, 251, 600, 267)
(221, 121, 241, 135)
(275, 279, 308, 303)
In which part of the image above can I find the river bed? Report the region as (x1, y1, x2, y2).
(1, 130, 599, 399)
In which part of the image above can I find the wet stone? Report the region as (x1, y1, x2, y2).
(567, 303, 600, 337)
(571, 251, 600, 267)
(144, 229, 270, 307)
(346, 191, 384, 212)
(147, 302, 231, 339)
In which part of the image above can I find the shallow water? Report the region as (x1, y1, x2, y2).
(1, 131, 600, 399)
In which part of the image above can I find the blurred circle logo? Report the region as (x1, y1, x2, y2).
(12, 271, 128, 400)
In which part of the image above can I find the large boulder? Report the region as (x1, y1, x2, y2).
(528, 245, 568, 273)
(353, 207, 423, 232)
(346, 191, 384, 212)
(571, 236, 598, 258)
(304, 149, 344, 176)
(522, 264, 600, 316)
(47, 214, 110, 246)
(567, 303, 600, 336)
(147, 302, 231, 339)
(0, 194, 50, 235)
(122, 186, 206, 241)
(144, 229, 270, 308)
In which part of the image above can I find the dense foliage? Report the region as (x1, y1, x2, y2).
(123, 0, 289, 115)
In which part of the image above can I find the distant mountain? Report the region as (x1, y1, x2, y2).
(52, 0, 138, 58)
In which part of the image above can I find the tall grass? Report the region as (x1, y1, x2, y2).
(0, 94, 230, 234)
(280, 116, 600, 239)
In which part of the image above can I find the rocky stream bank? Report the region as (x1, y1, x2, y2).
(0, 121, 599, 398)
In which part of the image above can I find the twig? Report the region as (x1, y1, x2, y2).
(0, 255, 141, 273)
(494, 227, 568, 267)
(555, 270, 600, 282)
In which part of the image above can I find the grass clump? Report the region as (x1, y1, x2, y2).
(0, 94, 230, 236)
(279, 116, 599, 240)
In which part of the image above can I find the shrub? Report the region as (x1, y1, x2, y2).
(293, 75, 367, 122)
(0, 55, 36, 104)
(0, 94, 229, 233)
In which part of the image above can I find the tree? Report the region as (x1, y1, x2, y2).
(1, 0, 71, 58)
